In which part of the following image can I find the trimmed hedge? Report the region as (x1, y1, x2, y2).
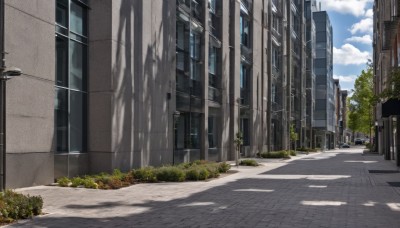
(260, 151, 291, 159)
(57, 161, 231, 190)
(239, 159, 259, 166)
(0, 190, 43, 224)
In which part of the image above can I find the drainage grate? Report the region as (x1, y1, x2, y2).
(368, 170, 400, 174)
(388, 182, 400, 187)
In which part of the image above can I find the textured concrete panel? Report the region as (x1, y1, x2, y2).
(7, 152, 54, 188)
(89, 152, 113, 174)
(88, 92, 113, 153)
(5, 0, 55, 23)
(89, 41, 113, 92)
(89, 0, 112, 42)
(5, 4, 55, 82)
(6, 76, 54, 153)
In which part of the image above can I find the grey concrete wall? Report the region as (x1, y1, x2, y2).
(4, 0, 55, 188)
(219, 0, 232, 161)
(89, 0, 176, 173)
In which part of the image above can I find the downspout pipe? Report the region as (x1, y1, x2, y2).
(0, 0, 6, 191)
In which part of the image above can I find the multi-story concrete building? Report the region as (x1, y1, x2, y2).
(0, 0, 273, 188)
(0, 0, 338, 188)
(373, 0, 400, 165)
(313, 10, 335, 150)
(304, 0, 317, 148)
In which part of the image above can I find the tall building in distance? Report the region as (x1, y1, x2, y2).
(313, 10, 335, 150)
(304, 0, 317, 148)
(0, 0, 339, 188)
(373, 0, 400, 165)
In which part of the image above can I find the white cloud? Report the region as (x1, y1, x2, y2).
(349, 18, 373, 34)
(323, 0, 373, 17)
(333, 75, 357, 82)
(345, 35, 372, 44)
(365, 9, 373, 18)
(333, 43, 371, 65)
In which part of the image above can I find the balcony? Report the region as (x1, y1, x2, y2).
(208, 86, 221, 103)
(240, 89, 250, 106)
(241, 45, 253, 64)
(176, 73, 202, 97)
(382, 20, 398, 50)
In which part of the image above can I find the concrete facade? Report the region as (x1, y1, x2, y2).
(0, 0, 341, 188)
(373, 0, 400, 166)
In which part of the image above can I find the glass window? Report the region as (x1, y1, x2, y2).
(175, 113, 201, 149)
(190, 32, 201, 60)
(55, 88, 68, 152)
(69, 40, 87, 91)
(56, 37, 68, 87)
(208, 116, 217, 148)
(240, 118, 250, 146)
(240, 16, 250, 47)
(55, 0, 88, 153)
(70, 1, 87, 36)
(209, 47, 217, 75)
(56, 0, 68, 28)
(70, 91, 87, 152)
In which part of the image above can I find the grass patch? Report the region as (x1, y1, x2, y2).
(239, 159, 259, 166)
(56, 161, 231, 190)
(0, 190, 43, 224)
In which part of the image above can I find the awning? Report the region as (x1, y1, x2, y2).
(382, 99, 400, 117)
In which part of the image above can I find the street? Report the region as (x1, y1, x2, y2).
(11, 148, 400, 228)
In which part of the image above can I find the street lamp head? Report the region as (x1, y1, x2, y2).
(2, 66, 22, 77)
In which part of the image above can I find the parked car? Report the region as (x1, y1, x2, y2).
(355, 138, 363, 145)
(341, 143, 350, 148)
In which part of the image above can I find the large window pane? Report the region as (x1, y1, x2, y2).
(209, 47, 216, 75)
(69, 40, 87, 91)
(70, 91, 86, 152)
(55, 88, 68, 152)
(56, 0, 68, 27)
(190, 32, 201, 60)
(70, 1, 87, 36)
(56, 37, 68, 87)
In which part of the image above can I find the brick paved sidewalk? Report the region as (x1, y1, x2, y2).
(9, 148, 400, 228)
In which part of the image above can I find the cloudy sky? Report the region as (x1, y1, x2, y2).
(320, 0, 373, 92)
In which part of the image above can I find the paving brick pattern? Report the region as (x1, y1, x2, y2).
(10, 148, 400, 227)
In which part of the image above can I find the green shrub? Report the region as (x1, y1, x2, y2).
(185, 168, 201, 181)
(289, 150, 297, 156)
(260, 151, 290, 159)
(156, 166, 186, 182)
(198, 168, 210, 180)
(57, 177, 70, 187)
(0, 190, 43, 222)
(218, 162, 231, 173)
(239, 159, 259, 166)
(70, 177, 85, 187)
(297, 147, 318, 153)
(82, 178, 98, 189)
(132, 167, 157, 182)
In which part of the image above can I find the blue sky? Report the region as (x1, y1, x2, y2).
(320, 0, 373, 93)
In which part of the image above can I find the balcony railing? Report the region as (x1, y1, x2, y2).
(240, 89, 250, 106)
(176, 73, 202, 97)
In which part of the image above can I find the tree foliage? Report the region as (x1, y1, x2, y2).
(348, 64, 374, 134)
(378, 67, 400, 100)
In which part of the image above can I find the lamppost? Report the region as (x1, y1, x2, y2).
(0, 65, 22, 191)
(172, 111, 180, 165)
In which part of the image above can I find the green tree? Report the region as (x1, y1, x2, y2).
(378, 67, 400, 100)
(348, 64, 374, 135)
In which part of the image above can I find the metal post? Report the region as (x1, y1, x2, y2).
(0, 0, 5, 191)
